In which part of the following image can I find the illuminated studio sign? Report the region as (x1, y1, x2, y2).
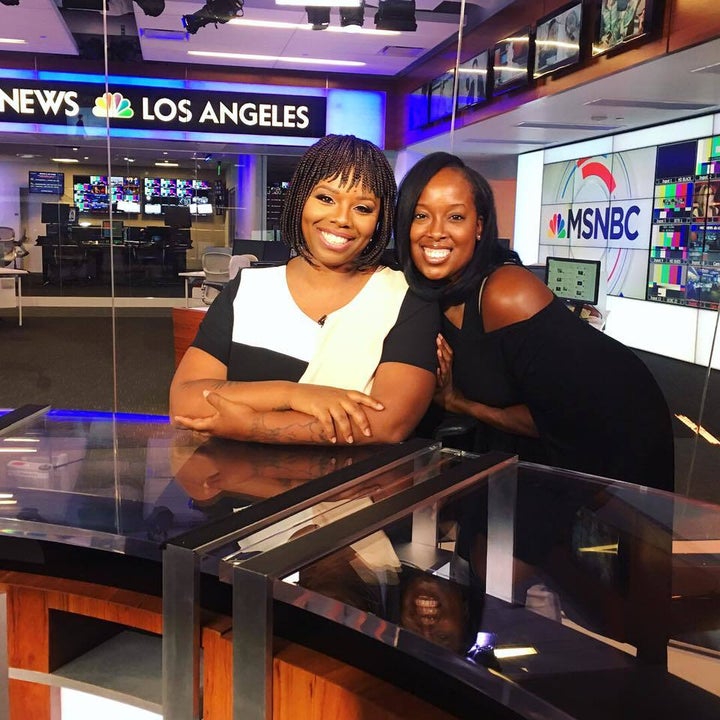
(548, 205, 642, 242)
(0, 79, 327, 137)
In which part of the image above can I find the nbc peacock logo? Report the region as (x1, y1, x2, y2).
(92, 92, 134, 119)
(547, 212, 566, 239)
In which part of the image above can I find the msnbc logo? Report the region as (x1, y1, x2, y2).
(548, 213, 566, 239)
(92, 92, 134, 119)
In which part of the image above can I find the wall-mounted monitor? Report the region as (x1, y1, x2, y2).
(73, 174, 108, 213)
(592, 0, 657, 57)
(164, 205, 192, 229)
(455, 50, 490, 112)
(114, 176, 141, 214)
(428, 72, 455, 123)
(73, 175, 140, 214)
(144, 177, 213, 216)
(545, 256, 601, 308)
(408, 83, 430, 129)
(534, 2, 583, 79)
(491, 27, 532, 96)
(41, 202, 74, 225)
(29, 171, 64, 195)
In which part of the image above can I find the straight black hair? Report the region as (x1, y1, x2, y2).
(394, 152, 519, 307)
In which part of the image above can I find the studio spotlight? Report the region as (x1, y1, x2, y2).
(340, 2, 364, 27)
(182, 0, 244, 35)
(133, 0, 165, 16)
(374, 0, 416, 31)
(306, 6, 330, 30)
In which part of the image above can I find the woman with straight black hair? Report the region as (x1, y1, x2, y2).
(395, 151, 674, 490)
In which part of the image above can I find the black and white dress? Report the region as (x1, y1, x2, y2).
(192, 264, 440, 392)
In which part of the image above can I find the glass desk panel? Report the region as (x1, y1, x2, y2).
(218, 443, 464, 571)
(0, 409, 438, 563)
(227, 456, 720, 720)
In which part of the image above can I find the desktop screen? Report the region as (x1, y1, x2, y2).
(545, 257, 601, 305)
(164, 205, 192, 229)
(101, 219, 124, 243)
(41, 203, 73, 225)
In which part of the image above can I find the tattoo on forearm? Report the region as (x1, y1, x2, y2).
(249, 413, 329, 444)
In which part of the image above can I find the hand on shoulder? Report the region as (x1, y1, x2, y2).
(482, 265, 554, 332)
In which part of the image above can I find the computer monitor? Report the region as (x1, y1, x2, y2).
(101, 219, 124, 243)
(41, 203, 73, 225)
(526, 263, 547, 282)
(164, 205, 192, 229)
(262, 242, 291, 263)
(124, 226, 145, 244)
(232, 238, 265, 257)
(545, 257, 601, 310)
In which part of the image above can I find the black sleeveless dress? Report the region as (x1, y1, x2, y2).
(443, 271, 675, 491)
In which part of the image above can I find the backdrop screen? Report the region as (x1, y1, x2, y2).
(538, 134, 720, 310)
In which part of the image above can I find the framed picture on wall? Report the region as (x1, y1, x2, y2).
(534, 2, 583, 78)
(592, 0, 657, 57)
(428, 71, 456, 123)
(491, 27, 532, 96)
(455, 50, 490, 112)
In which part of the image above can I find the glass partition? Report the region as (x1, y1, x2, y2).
(0, 0, 469, 412)
(220, 456, 720, 720)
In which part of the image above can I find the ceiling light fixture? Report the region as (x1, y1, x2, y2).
(229, 17, 399, 35)
(155, 161, 179, 167)
(182, 0, 244, 35)
(374, 0, 416, 31)
(306, 7, 330, 30)
(188, 50, 365, 67)
(340, 2, 364, 27)
(0, 38, 25, 44)
(50, 158, 79, 163)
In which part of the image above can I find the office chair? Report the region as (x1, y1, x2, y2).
(0, 227, 21, 267)
(200, 249, 256, 304)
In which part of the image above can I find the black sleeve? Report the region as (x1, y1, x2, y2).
(190, 273, 242, 365)
(379, 291, 440, 374)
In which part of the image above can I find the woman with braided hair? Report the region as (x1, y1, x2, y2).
(170, 135, 439, 445)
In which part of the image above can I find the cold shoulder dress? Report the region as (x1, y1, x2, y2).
(443, 274, 675, 491)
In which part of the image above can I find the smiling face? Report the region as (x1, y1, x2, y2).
(301, 174, 381, 271)
(409, 167, 483, 282)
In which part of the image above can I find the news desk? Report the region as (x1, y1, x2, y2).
(36, 226, 191, 286)
(0, 408, 719, 720)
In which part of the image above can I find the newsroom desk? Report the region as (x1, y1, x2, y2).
(36, 225, 191, 286)
(1, 409, 719, 720)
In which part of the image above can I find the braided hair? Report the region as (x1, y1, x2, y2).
(280, 135, 397, 271)
(395, 152, 519, 307)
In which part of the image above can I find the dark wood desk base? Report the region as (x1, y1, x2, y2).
(0, 571, 453, 719)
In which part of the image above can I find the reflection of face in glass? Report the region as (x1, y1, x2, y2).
(400, 573, 469, 652)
